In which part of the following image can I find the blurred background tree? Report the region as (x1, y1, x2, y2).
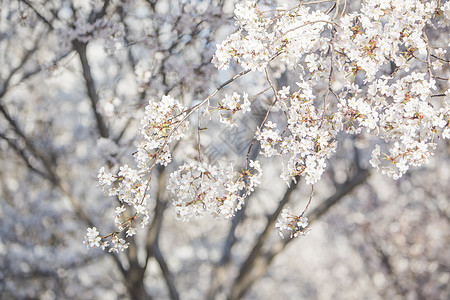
(0, 0, 448, 299)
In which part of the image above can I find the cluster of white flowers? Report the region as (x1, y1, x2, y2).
(256, 121, 282, 157)
(168, 160, 262, 221)
(256, 82, 337, 185)
(95, 164, 149, 250)
(211, 0, 449, 237)
(83, 226, 129, 252)
(218, 92, 251, 126)
(282, 81, 338, 185)
(88, 0, 450, 247)
(440, 2, 450, 27)
(336, 0, 436, 81)
(275, 208, 310, 239)
(212, 0, 331, 71)
(216, 0, 449, 184)
(136, 95, 189, 168)
(83, 227, 101, 248)
(365, 73, 447, 178)
(85, 96, 189, 251)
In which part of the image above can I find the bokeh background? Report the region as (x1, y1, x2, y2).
(1, 0, 449, 299)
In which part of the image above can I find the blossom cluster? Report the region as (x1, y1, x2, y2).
(336, 0, 434, 81)
(168, 160, 262, 221)
(83, 227, 101, 248)
(210, 0, 449, 237)
(85, 95, 189, 251)
(214, 0, 449, 183)
(91, 165, 148, 252)
(362, 73, 447, 178)
(88, 0, 450, 247)
(274, 208, 310, 239)
(136, 95, 189, 168)
(257, 81, 338, 185)
(217, 92, 252, 126)
(212, 0, 332, 71)
(256, 121, 282, 158)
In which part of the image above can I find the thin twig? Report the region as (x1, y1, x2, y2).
(422, 30, 434, 84)
(273, 20, 337, 45)
(19, 0, 54, 29)
(300, 185, 314, 217)
(244, 68, 279, 168)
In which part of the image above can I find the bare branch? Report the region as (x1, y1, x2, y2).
(364, 224, 407, 296)
(89, 0, 111, 23)
(0, 132, 50, 180)
(228, 169, 370, 300)
(154, 243, 180, 300)
(0, 43, 39, 98)
(1, 94, 127, 282)
(144, 165, 167, 267)
(0, 103, 58, 183)
(19, 0, 54, 29)
(74, 41, 109, 138)
(308, 169, 370, 223)
(228, 177, 300, 300)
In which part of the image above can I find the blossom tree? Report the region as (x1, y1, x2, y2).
(88, 0, 450, 248)
(1, 0, 449, 299)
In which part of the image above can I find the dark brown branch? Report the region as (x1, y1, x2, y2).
(21, 51, 74, 82)
(19, 0, 54, 29)
(0, 95, 126, 277)
(207, 101, 269, 299)
(364, 225, 407, 297)
(307, 169, 370, 223)
(114, 6, 146, 143)
(227, 178, 300, 300)
(154, 242, 180, 300)
(0, 103, 58, 184)
(5, 1, 127, 287)
(124, 263, 150, 300)
(1, 83, 125, 280)
(74, 41, 109, 138)
(431, 93, 446, 97)
(89, 0, 111, 23)
(109, 252, 127, 278)
(143, 166, 179, 300)
(218, 141, 263, 264)
(0, 38, 51, 178)
(0, 119, 97, 236)
(228, 169, 370, 300)
(123, 236, 151, 300)
(0, 132, 50, 180)
(0, 104, 126, 285)
(114, 118, 133, 143)
(144, 165, 167, 267)
(206, 195, 249, 299)
(0, 42, 39, 98)
(431, 54, 450, 63)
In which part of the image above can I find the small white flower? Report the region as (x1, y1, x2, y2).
(84, 227, 101, 248)
(297, 217, 309, 228)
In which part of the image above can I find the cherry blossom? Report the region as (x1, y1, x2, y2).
(88, 0, 450, 248)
